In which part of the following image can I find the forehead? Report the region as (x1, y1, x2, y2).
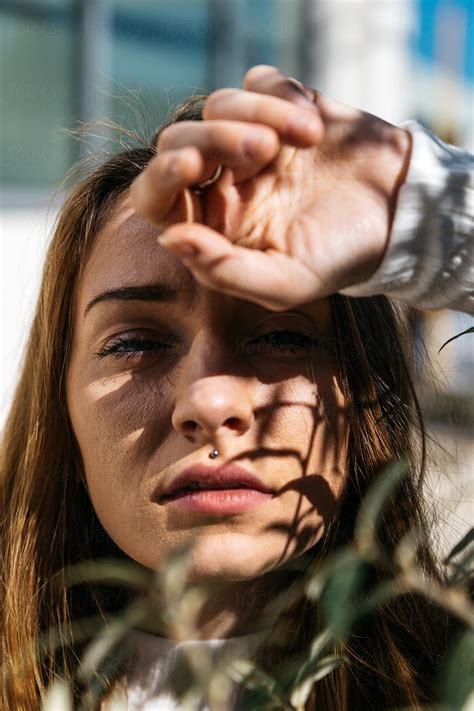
(74, 193, 333, 328)
(77, 194, 196, 306)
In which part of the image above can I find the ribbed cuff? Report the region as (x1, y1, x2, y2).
(341, 121, 474, 313)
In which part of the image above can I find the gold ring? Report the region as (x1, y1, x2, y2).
(191, 164, 223, 194)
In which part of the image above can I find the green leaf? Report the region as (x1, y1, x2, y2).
(306, 548, 360, 600)
(308, 628, 332, 662)
(290, 655, 342, 709)
(78, 600, 146, 682)
(358, 579, 401, 616)
(462, 695, 474, 711)
(39, 613, 118, 659)
(442, 630, 474, 711)
(438, 327, 474, 354)
(444, 529, 474, 586)
(320, 554, 371, 641)
(394, 528, 422, 570)
(445, 528, 474, 565)
(63, 557, 151, 589)
(285, 630, 332, 703)
(41, 679, 73, 711)
(239, 687, 288, 711)
(446, 548, 474, 587)
(354, 458, 408, 556)
(228, 659, 292, 709)
(161, 650, 197, 699)
(228, 659, 277, 693)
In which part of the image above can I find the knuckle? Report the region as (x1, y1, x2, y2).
(206, 266, 230, 290)
(203, 88, 237, 117)
(205, 146, 222, 163)
(243, 64, 278, 89)
(157, 122, 195, 150)
(265, 297, 291, 312)
(130, 177, 159, 222)
(288, 79, 318, 105)
(156, 124, 176, 151)
(147, 153, 168, 179)
(241, 128, 278, 159)
(260, 126, 280, 150)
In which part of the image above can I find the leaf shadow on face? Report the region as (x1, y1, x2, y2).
(75, 331, 349, 557)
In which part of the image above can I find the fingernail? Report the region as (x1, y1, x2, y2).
(159, 236, 198, 258)
(287, 77, 315, 105)
(168, 154, 182, 178)
(167, 149, 190, 178)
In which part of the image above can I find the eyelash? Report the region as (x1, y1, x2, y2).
(95, 335, 176, 361)
(95, 330, 319, 362)
(244, 330, 318, 356)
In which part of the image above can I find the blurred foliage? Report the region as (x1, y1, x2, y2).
(37, 459, 474, 710)
(420, 390, 474, 429)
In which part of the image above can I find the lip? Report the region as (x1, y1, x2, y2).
(159, 463, 275, 501)
(160, 488, 274, 515)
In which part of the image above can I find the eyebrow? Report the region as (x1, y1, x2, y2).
(84, 284, 187, 316)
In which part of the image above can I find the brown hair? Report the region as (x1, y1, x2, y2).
(1, 96, 455, 710)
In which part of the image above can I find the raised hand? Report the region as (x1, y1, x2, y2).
(130, 65, 411, 310)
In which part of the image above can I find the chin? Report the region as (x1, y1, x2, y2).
(181, 532, 278, 583)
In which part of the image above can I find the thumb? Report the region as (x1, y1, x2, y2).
(158, 223, 316, 311)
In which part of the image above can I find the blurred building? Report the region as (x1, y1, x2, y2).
(1, 0, 302, 419)
(304, 0, 474, 409)
(1, 0, 473, 423)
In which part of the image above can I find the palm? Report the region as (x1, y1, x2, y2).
(133, 66, 411, 311)
(198, 111, 405, 307)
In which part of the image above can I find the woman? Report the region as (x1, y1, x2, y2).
(1, 65, 472, 710)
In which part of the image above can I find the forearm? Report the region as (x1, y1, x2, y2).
(341, 121, 474, 314)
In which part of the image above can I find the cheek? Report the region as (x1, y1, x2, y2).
(67, 369, 173, 494)
(265, 370, 348, 516)
(266, 368, 347, 461)
(67, 368, 178, 566)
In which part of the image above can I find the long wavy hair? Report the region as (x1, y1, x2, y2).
(1, 96, 455, 710)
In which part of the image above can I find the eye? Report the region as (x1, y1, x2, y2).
(243, 329, 319, 359)
(95, 333, 179, 363)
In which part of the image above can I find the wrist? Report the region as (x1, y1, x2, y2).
(363, 126, 414, 285)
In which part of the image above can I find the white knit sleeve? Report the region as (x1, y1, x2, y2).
(341, 121, 474, 314)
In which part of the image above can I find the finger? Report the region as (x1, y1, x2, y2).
(158, 120, 280, 180)
(158, 223, 318, 311)
(130, 146, 204, 224)
(243, 64, 319, 110)
(243, 65, 367, 129)
(203, 88, 324, 148)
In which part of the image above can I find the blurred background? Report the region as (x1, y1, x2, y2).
(1, 0, 472, 551)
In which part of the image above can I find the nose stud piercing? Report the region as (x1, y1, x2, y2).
(209, 449, 220, 459)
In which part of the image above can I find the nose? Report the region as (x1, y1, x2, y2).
(172, 375, 255, 445)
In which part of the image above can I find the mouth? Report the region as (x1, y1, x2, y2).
(160, 487, 274, 515)
(163, 482, 254, 498)
(158, 463, 275, 514)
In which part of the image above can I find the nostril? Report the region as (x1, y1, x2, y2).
(182, 420, 198, 435)
(224, 417, 242, 431)
(177, 415, 250, 439)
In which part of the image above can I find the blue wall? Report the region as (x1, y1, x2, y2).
(415, 0, 474, 83)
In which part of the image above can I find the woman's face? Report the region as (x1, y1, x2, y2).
(67, 194, 348, 583)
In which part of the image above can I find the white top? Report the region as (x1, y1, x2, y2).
(342, 121, 474, 314)
(101, 629, 266, 710)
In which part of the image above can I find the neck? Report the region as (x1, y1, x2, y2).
(141, 566, 303, 641)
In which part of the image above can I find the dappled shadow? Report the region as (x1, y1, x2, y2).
(68, 104, 474, 657)
(74, 331, 348, 581)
